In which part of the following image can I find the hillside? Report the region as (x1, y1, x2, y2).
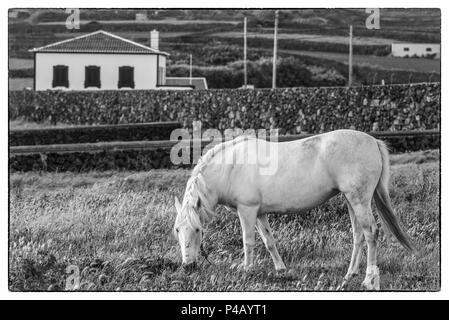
(9, 8, 441, 57)
(8, 8, 441, 89)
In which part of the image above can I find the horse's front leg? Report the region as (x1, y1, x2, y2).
(237, 204, 259, 271)
(256, 214, 286, 271)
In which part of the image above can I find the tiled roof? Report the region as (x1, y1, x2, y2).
(165, 77, 208, 90)
(29, 30, 168, 55)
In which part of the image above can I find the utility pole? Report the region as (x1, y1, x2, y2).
(348, 25, 353, 87)
(189, 54, 193, 85)
(272, 10, 279, 89)
(243, 15, 248, 89)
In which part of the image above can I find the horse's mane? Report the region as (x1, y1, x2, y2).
(177, 135, 251, 230)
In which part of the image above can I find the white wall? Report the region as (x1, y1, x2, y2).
(35, 52, 160, 91)
(158, 54, 166, 85)
(391, 44, 440, 58)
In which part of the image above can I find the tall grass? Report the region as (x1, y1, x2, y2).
(9, 160, 440, 291)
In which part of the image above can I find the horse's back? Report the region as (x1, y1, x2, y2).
(250, 130, 382, 212)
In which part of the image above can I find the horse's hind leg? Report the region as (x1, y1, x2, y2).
(345, 193, 380, 291)
(256, 214, 286, 271)
(342, 198, 364, 287)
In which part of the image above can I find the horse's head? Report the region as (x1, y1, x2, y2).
(174, 196, 203, 269)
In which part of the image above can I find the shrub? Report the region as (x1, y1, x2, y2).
(9, 83, 441, 135)
(9, 133, 440, 172)
(9, 69, 34, 78)
(9, 122, 180, 146)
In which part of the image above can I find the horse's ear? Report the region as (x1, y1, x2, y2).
(174, 196, 182, 212)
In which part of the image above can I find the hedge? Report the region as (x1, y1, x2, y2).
(9, 83, 441, 135)
(9, 122, 180, 146)
(9, 149, 175, 172)
(9, 133, 440, 172)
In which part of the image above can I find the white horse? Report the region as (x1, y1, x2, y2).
(173, 129, 416, 290)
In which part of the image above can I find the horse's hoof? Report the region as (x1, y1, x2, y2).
(339, 280, 349, 290)
(361, 276, 380, 291)
(340, 273, 357, 290)
(361, 266, 380, 290)
(275, 268, 288, 276)
(275, 265, 287, 272)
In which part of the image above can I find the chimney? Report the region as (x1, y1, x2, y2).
(150, 29, 159, 50)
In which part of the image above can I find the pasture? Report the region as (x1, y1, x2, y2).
(281, 49, 441, 74)
(212, 31, 401, 45)
(9, 58, 34, 70)
(9, 151, 440, 291)
(8, 78, 33, 91)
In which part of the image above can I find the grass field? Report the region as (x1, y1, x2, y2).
(53, 31, 196, 39)
(9, 152, 440, 291)
(212, 31, 402, 45)
(39, 18, 240, 25)
(280, 50, 441, 74)
(8, 78, 33, 91)
(9, 58, 34, 70)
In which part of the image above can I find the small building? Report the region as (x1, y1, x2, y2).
(135, 13, 148, 21)
(391, 43, 440, 59)
(29, 30, 193, 91)
(165, 77, 208, 90)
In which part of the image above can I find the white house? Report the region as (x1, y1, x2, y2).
(29, 30, 196, 91)
(391, 43, 440, 59)
(135, 13, 148, 21)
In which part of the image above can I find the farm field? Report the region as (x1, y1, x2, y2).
(9, 78, 33, 91)
(9, 151, 440, 291)
(9, 58, 34, 70)
(39, 18, 240, 25)
(280, 50, 441, 74)
(53, 31, 196, 39)
(212, 31, 403, 45)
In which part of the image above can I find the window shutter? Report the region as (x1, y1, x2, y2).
(84, 67, 89, 88)
(85, 66, 101, 88)
(52, 65, 69, 88)
(129, 67, 134, 88)
(118, 66, 124, 88)
(62, 66, 69, 88)
(52, 66, 57, 88)
(118, 66, 135, 89)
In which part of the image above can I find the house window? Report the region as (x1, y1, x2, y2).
(52, 65, 69, 88)
(158, 67, 166, 85)
(84, 66, 101, 88)
(118, 66, 135, 89)
(426, 48, 432, 52)
(403, 48, 410, 52)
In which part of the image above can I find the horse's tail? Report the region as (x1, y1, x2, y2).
(374, 139, 417, 254)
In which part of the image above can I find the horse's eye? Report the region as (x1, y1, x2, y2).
(195, 229, 200, 233)
(175, 228, 179, 233)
